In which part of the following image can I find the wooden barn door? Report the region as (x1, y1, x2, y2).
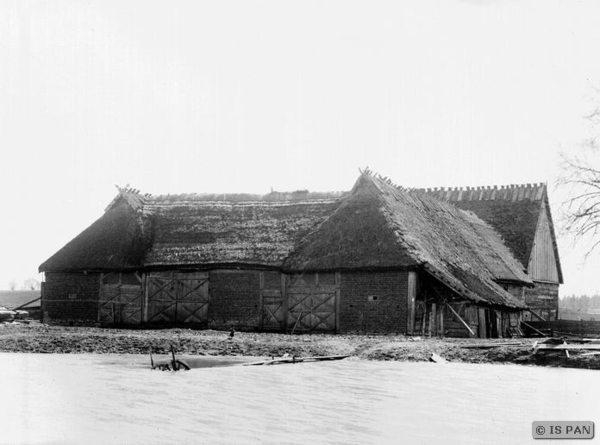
(286, 273, 339, 333)
(99, 272, 143, 324)
(146, 272, 209, 324)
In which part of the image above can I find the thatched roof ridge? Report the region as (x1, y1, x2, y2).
(145, 190, 346, 205)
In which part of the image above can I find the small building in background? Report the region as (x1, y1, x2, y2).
(39, 172, 562, 337)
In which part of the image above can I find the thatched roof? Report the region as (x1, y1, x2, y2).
(39, 198, 150, 272)
(142, 198, 342, 267)
(40, 190, 344, 272)
(420, 183, 563, 283)
(285, 174, 529, 308)
(39, 176, 533, 308)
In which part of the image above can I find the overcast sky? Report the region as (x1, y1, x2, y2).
(1, 0, 600, 295)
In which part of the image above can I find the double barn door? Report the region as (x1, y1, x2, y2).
(99, 270, 338, 332)
(99, 271, 209, 325)
(261, 272, 339, 333)
(146, 272, 209, 324)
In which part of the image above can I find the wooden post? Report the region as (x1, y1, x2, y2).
(439, 304, 444, 337)
(497, 313, 503, 338)
(98, 273, 104, 323)
(478, 308, 487, 338)
(143, 273, 149, 323)
(335, 272, 341, 333)
(259, 272, 264, 330)
(428, 305, 433, 337)
(407, 271, 417, 334)
(431, 303, 437, 338)
(281, 274, 288, 333)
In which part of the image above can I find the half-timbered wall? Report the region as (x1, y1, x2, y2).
(339, 271, 408, 333)
(42, 272, 100, 324)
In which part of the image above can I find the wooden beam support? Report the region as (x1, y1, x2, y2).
(431, 303, 437, 338)
(521, 320, 546, 337)
(439, 303, 444, 337)
(528, 309, 547, 322)
(447, 303, 476, 337)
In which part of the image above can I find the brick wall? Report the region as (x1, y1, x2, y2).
(523, 281, 559, 321)
(208, 270, 261, 330)
(339, 271, 408, 333)
(43, 272, 100, 324)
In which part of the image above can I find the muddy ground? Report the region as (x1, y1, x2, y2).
(0, 322, 599, 369)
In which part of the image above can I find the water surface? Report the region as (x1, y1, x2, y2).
(1, 354, 597, 444)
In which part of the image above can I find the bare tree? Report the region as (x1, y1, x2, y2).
(558, 90, 600, 255)
(8, 279, 17, 291)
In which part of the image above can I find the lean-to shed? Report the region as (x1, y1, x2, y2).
(39, 172, 539, 337)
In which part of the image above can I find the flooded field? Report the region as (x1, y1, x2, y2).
(0, 353, 597, 445)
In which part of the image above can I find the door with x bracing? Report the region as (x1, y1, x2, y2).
(146, 272, 209, 324)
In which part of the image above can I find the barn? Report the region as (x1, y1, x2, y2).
(39, 172, 550, 337)
(423, 183, 563, 321)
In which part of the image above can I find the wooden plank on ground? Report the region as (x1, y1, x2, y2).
(533, 344, 600, 351)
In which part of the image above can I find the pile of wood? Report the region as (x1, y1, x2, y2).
(532, 338, 600, 358)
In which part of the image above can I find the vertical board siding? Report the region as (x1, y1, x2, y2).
(529, 201, 559, 283)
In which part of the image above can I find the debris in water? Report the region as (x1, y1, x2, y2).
(150, 345, 190, 371)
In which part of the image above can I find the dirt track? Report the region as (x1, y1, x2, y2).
(1, 323, 599, 369)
